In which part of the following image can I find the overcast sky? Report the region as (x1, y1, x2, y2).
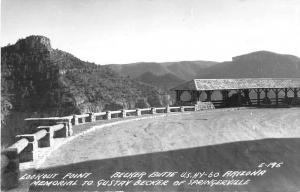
(1, 0, 300, 64)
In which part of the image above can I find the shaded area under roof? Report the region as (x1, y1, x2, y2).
(170, 78, 300, 91)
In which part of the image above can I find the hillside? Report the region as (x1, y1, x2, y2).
(1, 35, 167, 146)
(110, 51, 300, 88)
(197, 51, 300, 78)
(135, 72, 185, 91)
(108, 60, 218, 81)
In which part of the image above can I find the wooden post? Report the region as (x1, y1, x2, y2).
(150, 107, 156, 114)
(237, 90, 242, 106)
(284, 88, 288, 99)
(274, 89, 279, 106)
(192, 90, 198, 102)
(166, 106, 170, 113)
(264, 89, 269, 98)
(88, 113, 96, 122)
(16, 135, 37, 162)
(244, 89, 252, 106)
(37, 126, 53, 147)
(176, 90, 180, 103)
(67, 119, 73, 136)
(193, 104, 197, 111)
(136, 109, 141, 116)
(54, 122, 69, 138)
(205, 91, 212, 102)
(294, 88, 298, 98)
(221, 90, 229, 106)
(121, 109, 126, 118)
(256, 89, 261, 106)
(73, 115, 79, 125)
(180, 106, 184, 112)
(106, 111, 111, 120)
(197, 91, 201, 102)
(81, 116, 86, 124)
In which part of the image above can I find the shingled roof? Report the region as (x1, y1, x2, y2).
(170, 78, 300, 91)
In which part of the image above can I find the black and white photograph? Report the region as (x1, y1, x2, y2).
(1, 0, 300, 191)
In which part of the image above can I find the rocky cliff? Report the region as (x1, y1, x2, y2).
(1, 35, 168, 146)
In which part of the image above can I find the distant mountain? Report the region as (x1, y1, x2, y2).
(109, 51, 300, 92)
(197, 51, 300, 79)
(135, 72, 185, 91)
(109, 60, 218, 81)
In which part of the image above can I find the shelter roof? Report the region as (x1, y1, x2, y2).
(170, 78, 300, 91)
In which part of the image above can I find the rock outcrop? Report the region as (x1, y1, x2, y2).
(1, 35, 168, 146)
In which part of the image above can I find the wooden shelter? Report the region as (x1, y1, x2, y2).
(170, 78, 300, 107)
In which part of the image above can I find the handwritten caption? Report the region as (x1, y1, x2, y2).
(20, 161, 283, 188)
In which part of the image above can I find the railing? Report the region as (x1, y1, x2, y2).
(1, 123, 68, 189)
(9, 138, 29, 154)
(210, 98, 288, 107)
(68, 105, 210, 126)
(1, 103, 215, 190)
(4, 97, 290, 173)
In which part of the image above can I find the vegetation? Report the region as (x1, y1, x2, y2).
(1, 35, 167, 146)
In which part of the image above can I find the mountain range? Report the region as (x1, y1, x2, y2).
(109, 51, 300, 90)
(197, 51, 300, 79)
(109, 60, 218, 81)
